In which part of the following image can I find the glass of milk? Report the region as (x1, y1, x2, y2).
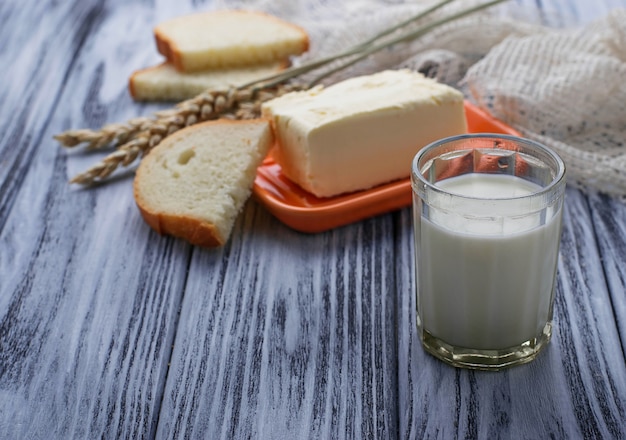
(411, 134, 566, 370)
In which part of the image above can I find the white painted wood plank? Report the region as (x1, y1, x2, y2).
(0, 0, 200, 438)
(157, 203, 399, 438)
(551, 189, 626, 439)
(588, 192, 626, 354)
(0, 0, 106, 231)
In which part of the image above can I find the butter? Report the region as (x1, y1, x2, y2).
(262, 70, 467, 198)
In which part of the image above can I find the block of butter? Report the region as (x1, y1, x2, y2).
(261, 70, 467, 198)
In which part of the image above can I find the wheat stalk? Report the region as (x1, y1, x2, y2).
(68, 84, 305, 185)
(57, 0, 508, 185)
(54, 117, 154, 150)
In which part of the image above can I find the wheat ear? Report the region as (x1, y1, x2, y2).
(68, 84, 305, 185)
(53, 117, 153, 150)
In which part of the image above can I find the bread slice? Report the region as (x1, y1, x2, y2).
(154, 10, 309, 72)
(129, 61, 288, 102)
(133, 119, 273, 247)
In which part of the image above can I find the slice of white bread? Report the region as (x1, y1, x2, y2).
(154, 10, 309, 72)
(129, 61, 288, 101)
(133, 119, 273, 247)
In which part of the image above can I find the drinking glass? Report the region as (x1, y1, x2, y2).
(411, 134, 566, 370)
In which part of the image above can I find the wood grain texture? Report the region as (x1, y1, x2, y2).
(0, 0, 625, 439)
(0, 0, 104, 232)
(156, 205, 399, 438)
(588, 192, 626, 354)
(0, 0, 196, 438)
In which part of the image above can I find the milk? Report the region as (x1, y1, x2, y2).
(416, 173, 562, 350)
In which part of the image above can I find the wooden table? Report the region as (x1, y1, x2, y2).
(1, 0, 625, 438)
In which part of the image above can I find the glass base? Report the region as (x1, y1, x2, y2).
(419, 322, 553, 371)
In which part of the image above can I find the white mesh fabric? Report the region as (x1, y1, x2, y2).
(463, 9, 626, 197)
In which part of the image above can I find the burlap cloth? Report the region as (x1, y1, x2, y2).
(216, 0, 626, 199)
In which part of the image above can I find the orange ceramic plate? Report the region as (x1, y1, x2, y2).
(253, 101, 520, 233)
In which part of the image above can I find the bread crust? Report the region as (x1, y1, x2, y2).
(127, 64, 163, 99)
(153, 10, 309, 72)
(154, 32, 184, 72)
(128, 60, 291, 101)
(135, 202, 225, 247)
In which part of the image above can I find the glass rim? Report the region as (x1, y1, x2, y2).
(411, 133, 567, 201)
